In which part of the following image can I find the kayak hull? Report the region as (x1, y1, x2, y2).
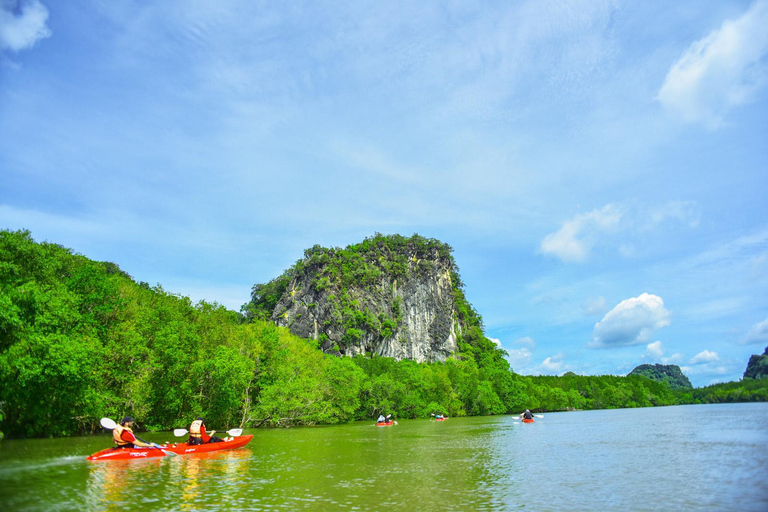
(434, 418, 447, 421)
(87, 434, 253, 461)
(376, 421, 394, 427)
(522, 418, 534, 423)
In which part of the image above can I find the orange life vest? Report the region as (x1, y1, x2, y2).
(189, 419, 203, 438)
(113, 424, 134, 446)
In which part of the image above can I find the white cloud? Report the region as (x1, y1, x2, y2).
(662, 353, 685, 364)
(657, 0, 768, 128)
(743, 315, 768, 345)
(646, 201, 701, 230)
(681, 364, 730, 377)
(540, 204, 622, 262)
(514, 336, 536, 348)
(488, 337, 503, 348)
(645, 341, 664, 359)
(540, 352, 564, 374)
(591, 293, 671, 348)
(690, 350, 720, 364)
(0, 0, 51, 52)
(507, 347, 533, 370)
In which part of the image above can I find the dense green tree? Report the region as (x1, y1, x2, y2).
(0, 229, 766, 439)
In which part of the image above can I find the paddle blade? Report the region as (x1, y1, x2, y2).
(160, 449, 177, 457)
(173, 429, 188, 437)
(226, 428, 243, 437)
(100, 417, 117, 430)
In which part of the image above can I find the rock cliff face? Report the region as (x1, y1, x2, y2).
(743, 346, 768, 380)
(249, 234, 475, 363)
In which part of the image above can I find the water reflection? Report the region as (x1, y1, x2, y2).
(85, 458, 164, 511)
(83, 446, 253, 511)
(3, 406, 766, 511)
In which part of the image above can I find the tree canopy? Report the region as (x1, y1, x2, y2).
(1, 229, 765, 439)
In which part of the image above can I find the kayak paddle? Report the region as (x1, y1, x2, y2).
(99, 417, 174, 454)
(173, 428, 243, 437)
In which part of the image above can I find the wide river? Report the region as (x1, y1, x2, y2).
(0, 403, 766, 511)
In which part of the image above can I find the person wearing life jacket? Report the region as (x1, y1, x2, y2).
(522, 409, 534, 420)
(377, 414, 386, 424)
(188, 417, 224, 445)
(113, 416, 156, 449)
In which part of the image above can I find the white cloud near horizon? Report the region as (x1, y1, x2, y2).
(690, 350, 720, 364)
(657, 0, 768, 128)
(591, 293, 671, 348)
(488, 337, 503, 348)
(743, 315, 768, 345)
(540, 352, 565, 374)
(507, 347, 533, 371)
(0, 0, 50, 52)
(662, 353, 685, 365)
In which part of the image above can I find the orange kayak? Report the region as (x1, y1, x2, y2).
(87, 435, 253, 461)
(522, 418, 534, 423)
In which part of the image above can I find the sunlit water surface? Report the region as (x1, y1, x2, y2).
(1, 403, 766, 511)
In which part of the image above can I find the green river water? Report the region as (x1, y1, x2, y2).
(1, 403, 767, 511)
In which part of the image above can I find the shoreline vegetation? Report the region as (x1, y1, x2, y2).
(1, 229, 766, 439)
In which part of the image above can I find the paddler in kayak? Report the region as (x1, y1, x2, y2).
(522, 409, 534, 421)
(113, 416, 159, 449)
(188, 417, 225, 445)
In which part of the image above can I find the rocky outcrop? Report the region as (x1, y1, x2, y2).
(252, 234, 472, 363)
(629, 364, 692, 389)
(743, 346, 768, 380)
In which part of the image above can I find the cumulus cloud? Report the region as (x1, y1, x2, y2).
(507, 347, 533, 370)
(645, 341, 664, 359)
(488, 337, 503, 348)
(690, 350, 720, 364)
(662, 353, 685, 364)
(743, 315, 768, 345)
(540, 352, 564, 374)
(590, 293, 671, 348)
(540, 204, 622, 262)
(0, 0, 51, 52)
(657, 0, 768, 128)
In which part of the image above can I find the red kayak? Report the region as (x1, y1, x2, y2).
(522, 418, 534, 423)
(435, 418, 447, 421)
(376, 421, 394, 427)
(87, 435, 253, 461)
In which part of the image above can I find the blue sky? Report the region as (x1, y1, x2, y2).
(1, 0, 767, 386)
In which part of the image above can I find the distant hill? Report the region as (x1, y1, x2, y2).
(629, 364, 692, 389)
(743, 346, 768, 380)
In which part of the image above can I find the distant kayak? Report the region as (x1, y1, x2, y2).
(87, 435, 253, 461)
(376, 421, 394, 427)
(522, 418, 534, 423)
(434, 418, 447, 421)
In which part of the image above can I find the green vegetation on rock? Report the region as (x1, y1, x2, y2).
(628, 364, 693, 390)
(743, 346, 768, 380)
